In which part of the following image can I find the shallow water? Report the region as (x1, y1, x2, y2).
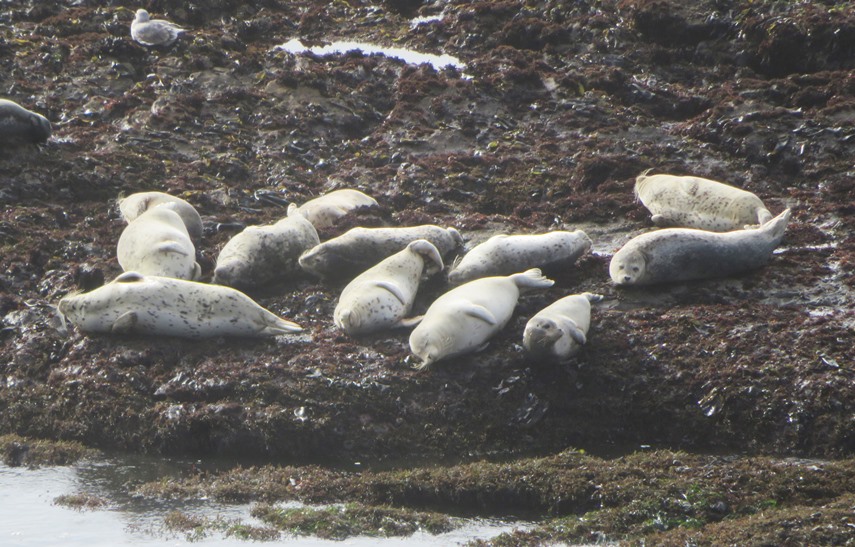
(0, 456, 528, 546)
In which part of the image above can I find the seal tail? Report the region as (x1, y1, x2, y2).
(762, 208, 791, 245)
(509, 268, 554, 292)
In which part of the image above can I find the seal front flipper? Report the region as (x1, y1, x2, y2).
(650, 214, 668, 226)
(112, 311, 139, 333)
(463, 304, 497, 325)
(373, 280, 407, 305)
(396, 315, 423, 328)
(567, 321, 587, 345)
(155, 241, 191, 256)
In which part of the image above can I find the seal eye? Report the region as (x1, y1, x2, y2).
(632, 266, 639, 272)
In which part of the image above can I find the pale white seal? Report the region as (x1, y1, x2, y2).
(609, 208, 791, 286)
(333, 239, 443, 336)
(118, 191, 203, 242)
(213, 204, 320, 289)
(523, 293, 603, 362)
(131, 9, 185, 47)
(409, 268, 554, 369)
(634, 171, 773, 232)
(57, 272, 302, 338)
(448, 230, 592, 284)
(0, 98, 51, 146)
(292, 189, 379, 230)
(117, 206, 201, 280)
(299, 224, 463, 280)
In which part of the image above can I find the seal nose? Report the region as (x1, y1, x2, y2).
(623, 275, 631, 283)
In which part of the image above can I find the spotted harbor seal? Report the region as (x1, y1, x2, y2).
(213, 204, 320, 289)
(0, 99, 51, 146)
(334, 239, 443, 336)
(299, 224, 463, 281)
(609, 208, 791, 286)
(409, 268, 554, 369)
(118, 191, 203, 242)
(117, 206, 201, 280)
(448, 230, 592, 284)
(131, 9, 185, 47)
(635, 171, 773, 232)
(292, 189, 379, 230)
(523, 293, 602, 363)
(58, 272, 302, 338)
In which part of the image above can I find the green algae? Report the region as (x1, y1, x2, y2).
(0, 434, 98, 467)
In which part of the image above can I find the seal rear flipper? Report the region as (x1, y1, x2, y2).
(396, 315, 423, 328)
(582, 292, 604, 303)
(756, 207, 773, 225)
(510, 268, 554, 292)
(763, 208, 791, 244)
(373, 280, 408, 305)
(112, 311, 139, 333)
(262, 318, 303, 336)
(463, 304, 498, 325)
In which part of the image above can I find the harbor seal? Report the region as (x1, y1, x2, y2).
(609, 208, 791, 286)
(409, 268, 554, 369)
(448, 230, 592, 284)
(213, 204, 320, 289)
(299, 224, 463, 281)
(118, 191, 204, 242)
(131, 9, 185, 47)
(57, 272, 302, 338)
(634, 171, 773, 231)
(292, 189, 379, 230)
(0, 98, 51, 146)
(334, 239, 443, 336)
(117, 206, 201, 280)
(523, 293, 602, 363)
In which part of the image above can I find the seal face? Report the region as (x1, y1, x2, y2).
(448, 230, 592, 284)
(0, 98, 51, 146)
(409, 268, 554, 369)
(634, 172, 773, 231)
(117, 206, 201, 280)
(293, 189, 379, 230)
(57, 272, 302, 338)
(609, 208, 791, 286)
(523, 293, 602, 362)
(334, 239, 443, 336)
(299, 224, 463, 281)
(213, 205, 320, 289)
(118, 191, 203, 242)
(131, 9, 185, 47)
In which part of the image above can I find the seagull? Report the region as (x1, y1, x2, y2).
(0, 99, 51, 146)
(130, 9, 185, 47)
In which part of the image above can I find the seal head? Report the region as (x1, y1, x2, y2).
(0, 99, 51, 146)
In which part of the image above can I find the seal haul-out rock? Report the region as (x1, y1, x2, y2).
(334, 239, 443, 336)
(448, 230, 592, 284)
(634, 171, 773, 232)
(57, 272, 302, 338)
(609, 208, 791, 286)
(118, 191, 204, 242)
(117, 206, 201, 280)
(130, 9, 185, 47)
(213, 204, 320, 289)
(523, 292, 602, 362)
(0, 98, 51, 146)
(409, 268, 554, 369)
(299, 224, 463, 281)
(292, 189, 379, 230)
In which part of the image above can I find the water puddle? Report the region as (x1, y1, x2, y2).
(0, 456, 529, 546)
(273, 38, 466, 72)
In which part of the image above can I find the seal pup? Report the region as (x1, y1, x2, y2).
(117, 206, 201, 280)
(0, 99, 51, 146)
(292, 189, 379, 230)
(131, 9, 185, 47)
(213, 204, 320, 289)
(448, 230, 592, 284)
(609, 208, 791, 286)
(299, 224, 463, 281)
(634, 171, 773, 231)
(409, 268, 554, 369)
(523, 293, 602, 363)
(334, 239, 443, 336)
(118, 191, 203, 242)
(57, 272, 302, 338)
